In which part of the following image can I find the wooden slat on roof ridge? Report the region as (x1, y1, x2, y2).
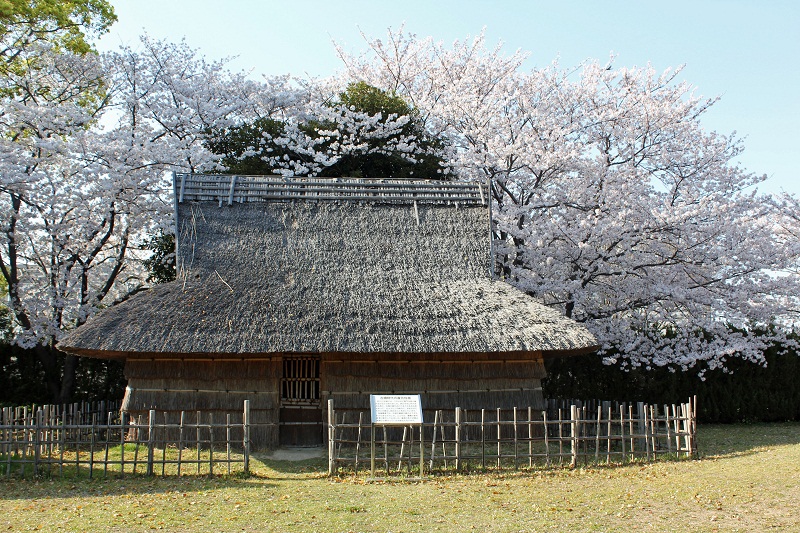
(175, 173, 486, 205)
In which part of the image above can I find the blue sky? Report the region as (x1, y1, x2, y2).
(98, 0, 799, 196)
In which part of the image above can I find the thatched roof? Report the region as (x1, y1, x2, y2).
(59, 174, 597, 358)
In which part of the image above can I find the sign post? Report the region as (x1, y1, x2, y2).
(369, 394, 424, 479)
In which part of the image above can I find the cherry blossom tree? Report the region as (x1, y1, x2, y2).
(4, 21, 798, 403)
(0, 36, 263, 401)
(335, 28, 800, 371)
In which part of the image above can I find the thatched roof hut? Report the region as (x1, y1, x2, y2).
(59, 174, 597, 448)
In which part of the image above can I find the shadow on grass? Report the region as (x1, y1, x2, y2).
(4, 422, 800, 495)
(0, 471, 278, 500)
(0, 452, 330, 498)
(698, 422, 800, 458)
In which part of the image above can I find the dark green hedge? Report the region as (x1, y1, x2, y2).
(4, 337, 800, 423)
(0, 344, 125, 407)
(543, 342, 800, 423)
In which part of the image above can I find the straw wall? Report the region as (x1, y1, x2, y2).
(122, 358, 281, 449)
(321, 353, 547, 416)
(117, 353, 547, 449)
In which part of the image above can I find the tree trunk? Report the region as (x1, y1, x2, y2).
(59, 353, 79, 404)
(34, 343, 78, 403)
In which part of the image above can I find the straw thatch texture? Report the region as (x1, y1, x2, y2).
(60, 200, 597, 356)
(121, 358, 281, 448)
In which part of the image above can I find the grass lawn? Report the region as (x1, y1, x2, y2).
(2, 423, 799, 532)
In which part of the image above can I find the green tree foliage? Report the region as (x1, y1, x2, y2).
(142, 231, 176, 284)
(210, 82, 450, 179)
(318, 81, 448, 179)
(207, 117, 290, 175)
(0, 0, 115, 51)
(0, 0, 115, 85)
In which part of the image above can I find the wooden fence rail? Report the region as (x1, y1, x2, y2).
(327, 397, 697, 475)
(1, 401, 252, 479)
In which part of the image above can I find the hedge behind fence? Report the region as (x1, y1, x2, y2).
(4, 336, 800, 424)
(544, 342, 800, 424)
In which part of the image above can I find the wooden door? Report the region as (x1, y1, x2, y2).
(279, 356, 323, 446)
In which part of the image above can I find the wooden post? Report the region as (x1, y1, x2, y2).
(33, 409, 41, 477)
(209, 412, 214, 476)
(429, 410, 439, 470)
(650, 405, 658, 458)
(670, 404, 678, 453)
(437, 411, 446, 468)
(513, 407, 519, 470)
(643, 406, 651, 460)
(177, 411, 185, 477)
(454, 407, 462, 471)
(557, 408, 563, 465)
(542, 411, 550, 466)
(527, 407, 533, 469)
(243, 400, 250, 475)
(133, 415, 141, 475)
(104, 410, 112, 477)
(628, 404, 635, 459)
(196, 410, 201, 474)
(481, 408, 486, 469)
(146, 410, 155, 476)
(383, 425, 389, 473)
(595, 406, 601, 462)
(496, 407, 502, 468)
(161, 412, 168, 476)
(89, 413, 96, 479)
(689, 395, 697, 457)
(326, 399, 334, 476)
(664, 404, 673, 455)
(398, 426, 408, 471)
(683, 400, 693, 457)
(570, 405, 578, 468)
(226, 414, 232, 476)
(419, 422, 424, 478)
(606, 406, 612, 464)
(619, 406, 625, 462)
(355, 412, 363, 474)
(370, 424, 376, 478)
(59, 413, 65, 477)
(120, 411, 127, 477)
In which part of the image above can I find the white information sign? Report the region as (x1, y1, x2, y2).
(369, 394, 423, 425)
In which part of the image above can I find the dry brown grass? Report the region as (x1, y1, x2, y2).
(2, 423, 798, 532)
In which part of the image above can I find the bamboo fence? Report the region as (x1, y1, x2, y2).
(327, 397, 697, 475)
(1, 401, 252, 479)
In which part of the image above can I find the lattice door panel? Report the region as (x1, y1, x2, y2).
(281, 357, 320, 404)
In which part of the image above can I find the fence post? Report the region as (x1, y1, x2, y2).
(33, 409, 41, 477)
(570, 404, 578, 468)
(686, 398, 696, 458)
(146, 410, 155, 476)
(682, 402, 691, 457)
(454, 407, 462, 471)
(243, 400, 250, 475)
(689, 395, 697, 458)
(327, 399, 335, 476)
